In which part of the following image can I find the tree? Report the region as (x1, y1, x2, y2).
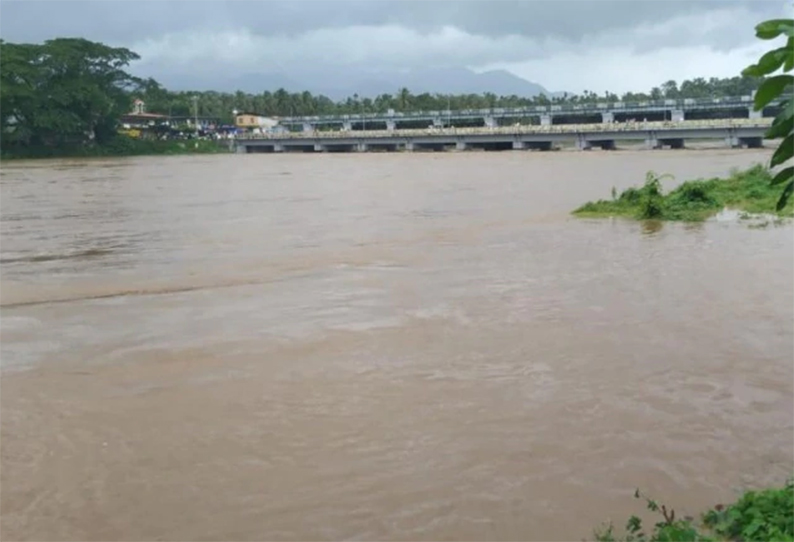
(743, 18, 794, 209)
(1, 38, 140, 147)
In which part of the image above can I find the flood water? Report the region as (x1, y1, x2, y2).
(1, 150, 792, 541)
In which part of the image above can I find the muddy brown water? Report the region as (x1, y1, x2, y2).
(1, 150, 792, 541)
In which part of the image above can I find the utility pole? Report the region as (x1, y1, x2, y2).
(192, 95, 199, 137)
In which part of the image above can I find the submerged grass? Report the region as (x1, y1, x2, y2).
(573, 165, 794, 222)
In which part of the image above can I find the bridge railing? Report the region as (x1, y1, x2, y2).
(235, 118, 773, 141)
(275, 96, 784, 124)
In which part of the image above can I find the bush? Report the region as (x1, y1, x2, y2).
(573, 166, 794, 222)
(703, 479, 794, 542)
(593, 480, 794, 542)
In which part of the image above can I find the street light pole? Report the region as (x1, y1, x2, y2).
(192, 95, 199, 137)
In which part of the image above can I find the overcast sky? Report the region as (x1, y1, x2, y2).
(1, 0, 790, 94)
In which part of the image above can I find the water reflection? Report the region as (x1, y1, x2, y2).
(641, 220, 665, 235)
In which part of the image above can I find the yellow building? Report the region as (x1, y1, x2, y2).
(234, 112, 280, 130)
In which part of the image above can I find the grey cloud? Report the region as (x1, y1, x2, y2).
(1, 0, 786, 95)
(0, 0, 786, 47)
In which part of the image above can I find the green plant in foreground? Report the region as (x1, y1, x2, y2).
(593, 480, 794, 542)
(742, 18, 794, 210)
(595, 490, 713, 542)
(703, 479, 794, 542)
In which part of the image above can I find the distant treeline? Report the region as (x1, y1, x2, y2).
(144, 76, 764, 124)
(0, 37, 765, 154)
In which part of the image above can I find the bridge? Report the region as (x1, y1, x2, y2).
(234, 118, 774, 154)
(275, 95, 783, 132)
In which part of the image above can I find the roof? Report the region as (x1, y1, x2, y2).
(121, 112, 168, 119)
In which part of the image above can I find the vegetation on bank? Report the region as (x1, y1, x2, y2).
(594, 479, 794, 542)
(0, 136, 230, 160)
(573, 166, 794, 222)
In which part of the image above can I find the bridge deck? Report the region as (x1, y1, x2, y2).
(237, 118, 773, 141)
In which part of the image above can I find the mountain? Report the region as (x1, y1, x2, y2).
(153, 66, 555, 99)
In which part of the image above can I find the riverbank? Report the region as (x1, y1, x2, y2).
(1, 136, 231, 160)
(573, 164, 794, 221)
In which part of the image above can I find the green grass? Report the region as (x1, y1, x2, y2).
(573, 165, 794, 222)
(1, 136, 231, 160)
(594, 480, 794, 542)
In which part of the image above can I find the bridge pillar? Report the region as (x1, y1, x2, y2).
(748, 108, 763, 119)
(302, 123, 314, 133)
(405, 142, 415, 152)
(601, 112, 614, 124)
(273, 144, 285, 153)
(386, 120, 396, 131)
(484, 116, 497, 128)
(357, 143, 368, 152)
(671, 109, 685, 122)
(314, 144, 326, 152)
(540, 114, 552, 126)
(235, 143, 246, 154)
(342, 121, 352, 131)
(645, 136, 660, 149)
(512, 141, 526, 150)
(456, 141, 467, 151)
(577, 138, 593, 151)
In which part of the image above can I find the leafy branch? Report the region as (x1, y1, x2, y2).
(743, 18, 794, 210)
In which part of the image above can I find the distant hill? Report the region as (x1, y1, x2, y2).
(157, 66, 558, 99)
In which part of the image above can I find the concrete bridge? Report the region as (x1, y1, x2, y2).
(234, 118, 773, 154)
(277, 95, 783, 132)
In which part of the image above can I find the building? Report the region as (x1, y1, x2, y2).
(119, 99, 168, 135)
(234, 112, 281, 131)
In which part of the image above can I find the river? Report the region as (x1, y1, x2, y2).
(1, 150, 792, 541)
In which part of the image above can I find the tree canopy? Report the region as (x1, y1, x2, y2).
(1, 38, 141, 148)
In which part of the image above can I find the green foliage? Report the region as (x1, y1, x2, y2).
(0, 135, 228, 160)
(573, 165, 794, 222)
(742, 18, 794, 210)
(1, 38, 140, 150)
(594, 490, 713, 542)
(703, 479, 794, 542)
(594, 481, 793, 542)
(637, 172, 669, 220)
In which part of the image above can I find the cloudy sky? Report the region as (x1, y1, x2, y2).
(1, 0, 790, 94)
